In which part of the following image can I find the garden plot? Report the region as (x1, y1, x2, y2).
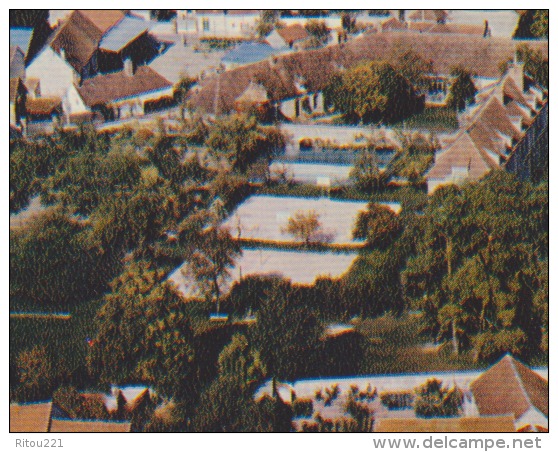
(223, 195, 399, 245)
(167, 248, 359, 300)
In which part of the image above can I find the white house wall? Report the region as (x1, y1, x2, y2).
(63, 85, 89, 118)
(195, 12, 259, 38)
(26, 47, 76, 98)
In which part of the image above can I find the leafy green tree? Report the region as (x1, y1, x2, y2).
(191, 376, 292, 432)
(414, 379, 463, 418)
(88, 261, 195, 399)
(513, 10, 545, 39)
(206, 114, 285, 173)
(516, 44, 549, 89)
(353, 204, 402, 249)
(10, 210, 111, 309)
(15, 346, 55, 402)
(48, 147, 142, 216)
(305, 20, 330, 47)
(350, 148, 386, 192)
(87, 167, 178, 256)
(325, 61, 423, 124)
(394, 47, 434, 93)
(531, 10, 548, 38)
(405, 172, 547, 359)
(183, 226, 241, 313)
(281, 210, 323, 245)
(218, 333, 267, 387)
(251, 282, 323, 381)
(447, 66, 477, 111)
(390, 132, 439, 184)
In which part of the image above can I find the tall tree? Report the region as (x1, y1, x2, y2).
(206, 114, 285, 173)
(353, 204, 402, 249)
(10, 209, 112, 309)
(183, 226, 241, 313)
(514, 10, 537, 39)
(531, 10, 548, 38)
(251, 282, 323, 381)
(325, 61, 423, 124)
(88, 261, 195, 399)
(447, 66, 477, 112)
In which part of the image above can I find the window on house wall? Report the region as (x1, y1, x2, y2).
(313, 93, 318, 109)
(203, 19, 210, 31)
(295, 98, 300, 118)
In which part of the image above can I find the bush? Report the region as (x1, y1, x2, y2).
(292, 398, 313, 417)
(144, 96, 176, 114)
(299, 137, 313, 151)
(380, 391, 414, 409)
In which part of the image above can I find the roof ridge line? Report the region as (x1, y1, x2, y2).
(508, 356, 535, 416)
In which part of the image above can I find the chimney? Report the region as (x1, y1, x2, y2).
(60, 48, 66, 60)
(508, 51, 525, 92)
(124, 58, 134, 76)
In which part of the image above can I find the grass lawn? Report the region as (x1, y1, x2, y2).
(355, 313, 483, 375)
(394, 107, 459, 133)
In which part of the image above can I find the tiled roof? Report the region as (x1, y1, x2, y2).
(78, 10, 125, 34)
(24, 77, 41, 94)
(381, 18, 408, 31)
(470, 354, 548, 420)
(276, 24, 309, 44)
(9, 78, 26, 103)
(426, 132, 499, 180)
(408, 10, 448, 22)
(426, 64, 546, 185)
(51, 11, 102, 72)
(427, 23, 486, 36)
(10, 402, 53, 432)
(76, 66, 172, 106)
(26, 97, 62, 115)
(375, 416, 516, 433)
(50, 418, 131, 433)
(191, 32, 548, 115)
(235, 81, 269, 105)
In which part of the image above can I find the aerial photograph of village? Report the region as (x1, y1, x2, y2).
(9, 8, 548, 435)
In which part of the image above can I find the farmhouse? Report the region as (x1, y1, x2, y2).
(63, 64, 173, 121)
(426, 60, 548, 193)
(265, 24, 310, 51)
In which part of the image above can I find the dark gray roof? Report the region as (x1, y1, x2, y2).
(99, 16, 148, 52)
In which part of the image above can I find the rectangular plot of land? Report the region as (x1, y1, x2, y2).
(168, 248, 358, 300)
(223, 195, 376, 245)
